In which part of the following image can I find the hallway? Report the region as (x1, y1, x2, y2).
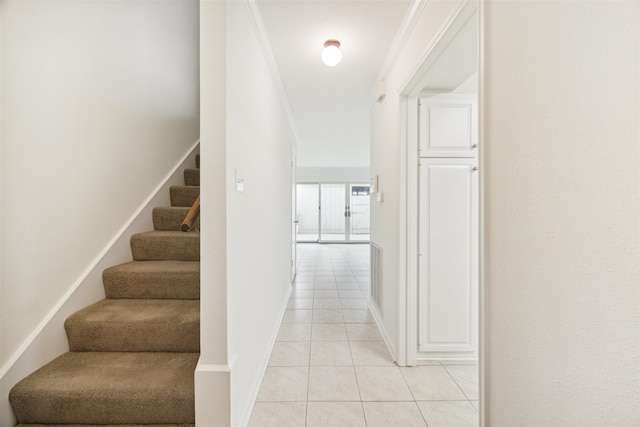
(249, 244, 478, 427)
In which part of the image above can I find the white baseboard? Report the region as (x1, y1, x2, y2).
(0, 141, 200, 427)
(234, 284, 294, 427)
(368, 301, 398, 364)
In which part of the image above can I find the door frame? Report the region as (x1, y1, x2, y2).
(291, 149, 297, 283)
(396, 1, 485, 425)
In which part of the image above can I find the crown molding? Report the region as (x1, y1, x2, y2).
(367, 0, 428, 106)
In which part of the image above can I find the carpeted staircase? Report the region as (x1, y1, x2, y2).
(9, 155, 201, 426)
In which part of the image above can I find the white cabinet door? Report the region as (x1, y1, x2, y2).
(418, 158, 478, 357)
(419, 98, 478, 158)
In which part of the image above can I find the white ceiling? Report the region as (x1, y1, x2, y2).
(257, 0, 412, 168)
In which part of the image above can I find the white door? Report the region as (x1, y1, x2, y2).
(418, 158, 478, 358)
(419, 97, 478, 158)
(318, 183, 371, 243)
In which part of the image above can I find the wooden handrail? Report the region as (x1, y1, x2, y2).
(181, 195, 200, 232)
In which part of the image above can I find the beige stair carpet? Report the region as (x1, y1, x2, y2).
(10, 154, 200, 426)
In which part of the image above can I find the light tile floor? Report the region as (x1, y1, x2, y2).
(249, 244, 479, 427)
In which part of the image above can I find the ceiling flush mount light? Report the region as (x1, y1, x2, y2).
(322, 39, 342, 67)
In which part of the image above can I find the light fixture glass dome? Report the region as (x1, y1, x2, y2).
(322, 40, 342, 67)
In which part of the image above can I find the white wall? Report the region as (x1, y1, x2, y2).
(199, 2, 297, 424)
(0, 0, 199, 422)
(226, 2, 297, 425)
(483, 1, 639, 425)
(227, 2, 294, 425)
(297, 167, 370, 184)
(370, 0, 464, 359)
(196, 1, 230, 425)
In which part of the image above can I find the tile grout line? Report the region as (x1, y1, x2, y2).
(337, 255, 370, 427)
(442, 364, 473, 403)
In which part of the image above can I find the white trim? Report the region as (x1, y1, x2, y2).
(196, 362, 234, 374)
(396, 97, 409, 367)
(396, 0, 480, 379)
(400, 0, 476, 96)
(396, 96, 420, 367)
(236, 284, 294, 427)
(477, 1, 487, 425)
(368, 301, 398, 363)
(0, 140, 200, 381)
(405, 96, 420, 366)
(241, 0, 300, 146)
(367, 0, 427, 107)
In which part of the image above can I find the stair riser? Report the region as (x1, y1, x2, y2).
(131, 234, 199, 261)
(184, 168, 200, 186)
(152, 207, 200, 231)
(103, 264, 200, 300)
(12, 397, 195, 425)
(16, 424, 195, 426)
(66, 328, 199, 352)
(170, 186, 199, 207)
(65, 301, 199, 352)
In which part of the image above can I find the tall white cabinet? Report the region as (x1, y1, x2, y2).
(417, 96, 478, 360)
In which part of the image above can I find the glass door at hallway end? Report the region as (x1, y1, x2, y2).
(296, 183, 370, 243)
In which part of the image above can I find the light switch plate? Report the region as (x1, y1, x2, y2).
(235, 169, 244, 193)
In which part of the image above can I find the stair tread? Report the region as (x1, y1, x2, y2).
(130, 231, 199, 262)
(65, 299, 199, 352)
(10, 352, 198, 424)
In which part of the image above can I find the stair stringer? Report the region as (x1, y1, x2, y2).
(0, 141, 200, 427)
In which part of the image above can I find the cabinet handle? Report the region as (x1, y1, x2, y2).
(471, 144, 478, 149)
(471, 166, 478, 172)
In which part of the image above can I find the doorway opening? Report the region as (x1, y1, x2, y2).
(395, 0, 482, 423)
(296, 183, 371, 243)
